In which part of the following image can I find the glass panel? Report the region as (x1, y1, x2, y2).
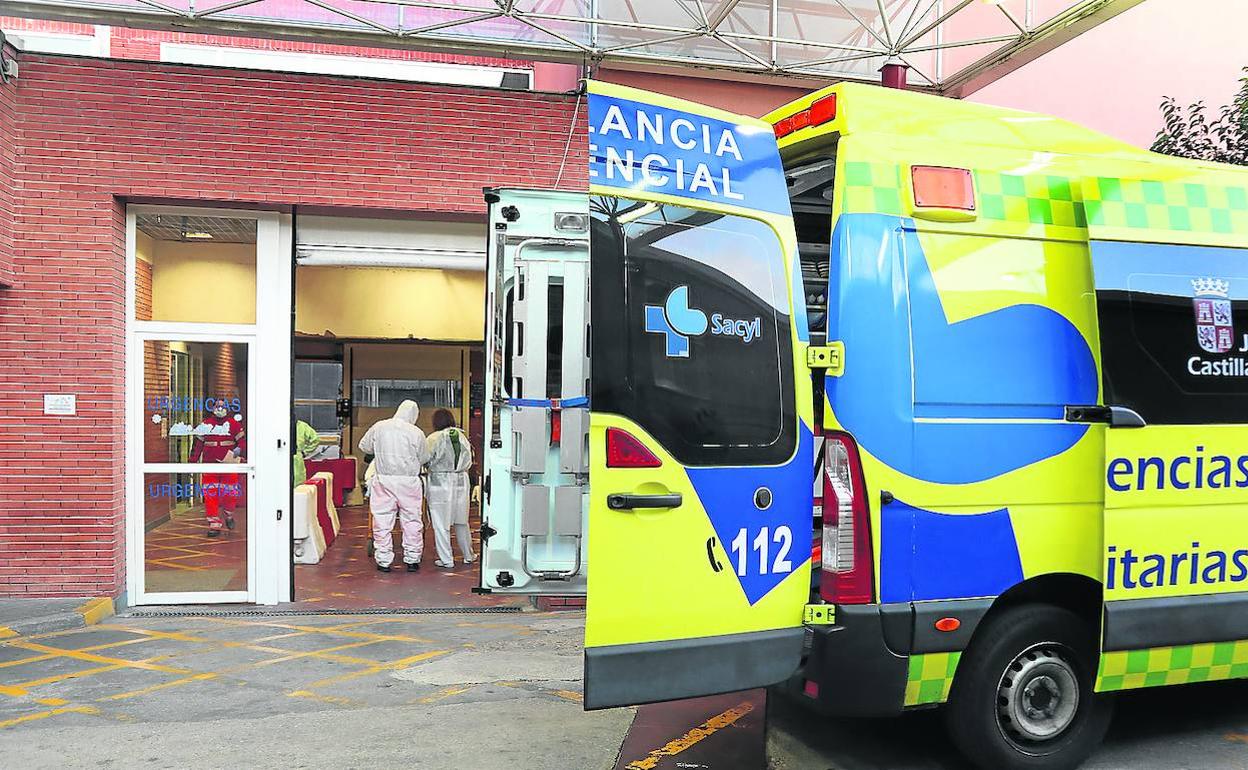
(143, 471, 248, 594)
(295, 360, 343, 401)
(294, 402, 340, 434)
(351, 378, 461, 410)
(135, 214, 258, 324)
(144, 341, 249, 464)
(590, 198, 795, 466)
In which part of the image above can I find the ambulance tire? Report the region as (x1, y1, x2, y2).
(944, 604, 1114, 770)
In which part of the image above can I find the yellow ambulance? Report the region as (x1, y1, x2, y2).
(480, 79, 1248, 769)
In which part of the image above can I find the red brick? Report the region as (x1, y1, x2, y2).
(0, 50, 589, 597)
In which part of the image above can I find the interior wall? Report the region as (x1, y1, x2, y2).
(151, 240, 257, 324)
(295, 266, 484, 341)
(345, 343, 471, 476)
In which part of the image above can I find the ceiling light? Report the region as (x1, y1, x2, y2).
(184, 232, 214, 240)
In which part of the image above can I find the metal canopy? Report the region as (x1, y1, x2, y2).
(0, 0, 1142, 95)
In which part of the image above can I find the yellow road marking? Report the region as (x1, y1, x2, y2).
(0, 628, 16, 640)
(0, 685, 28, 697)
(288, 690, 363, 707)
(550, 689, 582, 702)
(303, 649, 450, 691)
(624, 701, 756, 770)
(7, 641, 191, 675)
(415, 685, 473, 704)
(0, 705, 99, 728)
(192, 617, 435, 644)
(101, 672, 218, 701)
(35, 697, 69, 706)
(15, 663, 127, 689)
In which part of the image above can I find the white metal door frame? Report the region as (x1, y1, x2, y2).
(125, 206, 291, 605)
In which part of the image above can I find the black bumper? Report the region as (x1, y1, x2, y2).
(780, 604, 909, 717)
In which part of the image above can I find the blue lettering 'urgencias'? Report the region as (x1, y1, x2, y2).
(828, 214, 1097, 484)
(588, 93, 788, 215)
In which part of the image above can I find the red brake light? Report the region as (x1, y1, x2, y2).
(820, 431, 874, 605)
(773, 116, 794, 138)
(810, 94, 837, 125)
(606, 428, 661, 468)
(791, 109, 810, 130)
(912, 166, 975, 211)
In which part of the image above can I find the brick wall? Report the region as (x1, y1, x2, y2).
(0, 17, 529, 71)
(0, 43, 15, 286)
(0, 52, 587, 597)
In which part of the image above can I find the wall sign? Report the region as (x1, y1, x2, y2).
(43, 394, 77, 416)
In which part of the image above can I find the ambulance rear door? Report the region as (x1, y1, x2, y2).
(583, 82, 814, 709)
(477, 188, 590, 596)
(1084, 179, 1248, 685)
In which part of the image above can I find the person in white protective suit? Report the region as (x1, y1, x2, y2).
(358, 400, 429, 573)
(425, 408, 476, 569)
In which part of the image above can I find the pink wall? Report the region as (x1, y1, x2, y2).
(969, 0, 1248, 148)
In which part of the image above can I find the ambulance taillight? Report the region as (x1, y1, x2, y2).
(605, 428, 662, 468)
(820, 432, 874, 604)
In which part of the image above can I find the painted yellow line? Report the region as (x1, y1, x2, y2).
(194, 617, 435, 644)
(0, 685, 28, 698)
(15, 663, 126, 689)
(303, 649, 450, 691)
(35, 697, 69, 706)
(0, 705, 99, 728)
(76, 597, 115, 627)
(415, 685, 473, 704)
(288, 690, 363, 707)
(624, 701, 756, 770)
(550, 689, 582, 702)
(101, 672, 219, 701)
(8, 641, 192, 675)
(0, 627, 16, 640)
(240, 640, 386, 669)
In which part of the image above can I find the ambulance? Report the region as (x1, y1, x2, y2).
(477, 80, 1248, 769)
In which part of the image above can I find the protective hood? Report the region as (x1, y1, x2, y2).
(393, 400, 420, 425)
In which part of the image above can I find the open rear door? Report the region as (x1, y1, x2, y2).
(583, 82, 814, 709)
(477, 188, 590, 596)
(1086, 190, 1248, 688)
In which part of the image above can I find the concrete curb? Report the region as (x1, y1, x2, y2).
(0, 597, 116, 640)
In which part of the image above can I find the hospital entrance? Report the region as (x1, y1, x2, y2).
(289, 214, 513, 609)
(128, 207, 516, 608)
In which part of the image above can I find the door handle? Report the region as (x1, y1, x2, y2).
(606, 493, 683, 510)
(1065, 405, 1146, 428)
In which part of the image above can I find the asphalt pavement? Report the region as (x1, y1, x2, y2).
(3, 608, 1248, 769)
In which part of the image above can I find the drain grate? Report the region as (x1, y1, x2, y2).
(123, 605, 525, 618)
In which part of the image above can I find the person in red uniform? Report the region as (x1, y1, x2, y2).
(191, 401, 246, 538)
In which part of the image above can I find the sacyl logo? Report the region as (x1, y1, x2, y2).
(644, 285, 761, 358)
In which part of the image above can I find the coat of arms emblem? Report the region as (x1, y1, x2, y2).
(1193, 277, 1233, 354)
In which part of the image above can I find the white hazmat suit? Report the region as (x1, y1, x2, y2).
(358, 400, 429, 569)
(425, 426, 475, 567)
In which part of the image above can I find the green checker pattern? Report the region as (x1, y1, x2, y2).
(974, 171, 1087, 229)
(904, 651, 961, 707)
(1084, 177, 1248, 235)
(842, 160, 903, 215)
(1098, 640, 1248, 692)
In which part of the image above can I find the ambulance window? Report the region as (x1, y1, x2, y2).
(591, 198, 796, 466)
(1099, 270, 1248, 425)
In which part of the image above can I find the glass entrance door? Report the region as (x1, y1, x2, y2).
(127, 208, 291, 605)
(139, 338, 255, 599)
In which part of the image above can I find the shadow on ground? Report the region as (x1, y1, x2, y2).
(767, 678, 1248, 769)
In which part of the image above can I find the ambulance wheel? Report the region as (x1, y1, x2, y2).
(945, 604, 1113, 770)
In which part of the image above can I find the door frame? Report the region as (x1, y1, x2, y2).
(125, 205, 292, 605)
